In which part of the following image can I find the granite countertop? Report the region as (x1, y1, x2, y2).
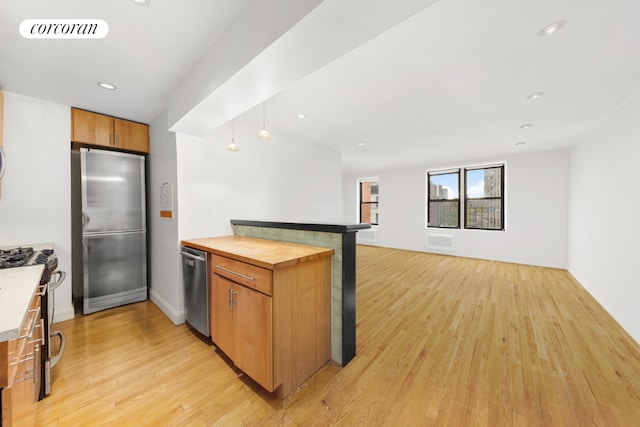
(0, 265, 44, 342)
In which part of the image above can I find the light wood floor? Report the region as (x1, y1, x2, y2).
(35, 245, 640, 426)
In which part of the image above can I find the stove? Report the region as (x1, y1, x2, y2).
(0, 246, 57, 270)
(0, 246, 35, 268)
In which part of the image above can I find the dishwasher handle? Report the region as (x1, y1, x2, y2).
(180, 249, 206, 262)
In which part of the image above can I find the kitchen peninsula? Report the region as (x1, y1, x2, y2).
(230, 220, 370, 366)
(181, 235, 334, 398)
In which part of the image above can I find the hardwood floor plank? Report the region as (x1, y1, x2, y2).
(34, 245, 640, 426)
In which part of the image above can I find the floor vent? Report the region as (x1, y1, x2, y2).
(427, 234, 455, 251)
(358, 229, 378, 243)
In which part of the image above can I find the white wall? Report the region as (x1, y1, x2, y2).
(158, 121, 343, 322)
(568, 90, 640, 344)
(147, 109, 182, 324)
(0, 92, 74, 323)
(176, 123, 343, 240)
(344, 149, 570, 268)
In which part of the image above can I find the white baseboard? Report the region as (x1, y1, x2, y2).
(52, 305, 75, 324)
(149, 289, 185, 325)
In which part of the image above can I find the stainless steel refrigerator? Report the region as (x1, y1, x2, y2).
(74, 148, 147, 314)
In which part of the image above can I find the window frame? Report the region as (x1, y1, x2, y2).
(359, 178, 379, 226)
(426, 163, 506, 231)
(463, 165, 505, 231)
(427, 169, 461, 229)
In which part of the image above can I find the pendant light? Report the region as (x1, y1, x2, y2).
(256, 102, 272, 141)
(226, 119, 240, 152)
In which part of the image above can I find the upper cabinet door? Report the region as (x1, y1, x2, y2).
(71, 108, 113, 147)
(71, 108, 150, 154)
(114, 118, 149, 153)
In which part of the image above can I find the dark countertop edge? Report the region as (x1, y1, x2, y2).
(231, 219, 371, 233)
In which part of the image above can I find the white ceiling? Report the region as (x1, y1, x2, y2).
(2, 0, 640, 174)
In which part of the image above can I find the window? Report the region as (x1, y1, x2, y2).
(427, 164, 505, 231)
(359, 179, 379, 225)
(427, 171, 460, 228)
(465, 166, 504, 230)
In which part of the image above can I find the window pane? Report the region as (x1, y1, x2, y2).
(429, 173, 458, 200)
(429, 201, 459, 228)
(361, 181, 379, 202)
(466, 199, 502, 229)
(466, 168, 501, 198)
(361, 203, 379, 225)
(360, 180, 379, 225)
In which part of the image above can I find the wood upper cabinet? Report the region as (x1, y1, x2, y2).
(71, 107, 149, 153)
(113, 118, 149, 153)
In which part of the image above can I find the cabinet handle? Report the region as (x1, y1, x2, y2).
(227, 288, 231, 308)
(13, 368, 36, 384)
(19, 307, 41, 339)
(215, 265, 255, 282)
(12, 349, 35, 366)
(115, 134, 119, 146)
(12, 347, 38, 385)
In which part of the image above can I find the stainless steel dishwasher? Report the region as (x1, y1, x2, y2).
(180, 246, 210, 337)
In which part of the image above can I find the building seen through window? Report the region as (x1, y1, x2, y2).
(427, 164, 504, 231)
(427, 171, 460, 228)
(465, 166, 503, 230)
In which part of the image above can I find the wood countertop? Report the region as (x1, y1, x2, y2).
(0, 265, 44, 342)
(180, 235, 333, 270)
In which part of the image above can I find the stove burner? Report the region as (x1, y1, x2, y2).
(0, 247, 35, 268)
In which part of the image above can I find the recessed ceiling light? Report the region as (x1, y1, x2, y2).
(131, 0, 151, 5)
(527, 91, 544, 100)
(357, 142, 366, 146)
(520, 123, 533, 129)
(98, 82, 116, 90)
(515, 141, 526, 146)
(538, 20, 565, 37)
(297, 114, 307, 119)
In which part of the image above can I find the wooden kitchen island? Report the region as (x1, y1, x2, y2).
(181, 235, 333, 399)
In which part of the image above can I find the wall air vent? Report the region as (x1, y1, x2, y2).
(427, 234, 455, 251)
(358, 229, 378, 243)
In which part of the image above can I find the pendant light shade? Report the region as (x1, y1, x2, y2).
(256, 102, 272, 141)
(257, 127, 271, 141)
(226, 119, 240, 152)
(226, 139, 240, 152)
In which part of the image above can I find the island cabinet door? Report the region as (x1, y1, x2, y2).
(211, 275, 235, 359)
(233, 284, 273, 392)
